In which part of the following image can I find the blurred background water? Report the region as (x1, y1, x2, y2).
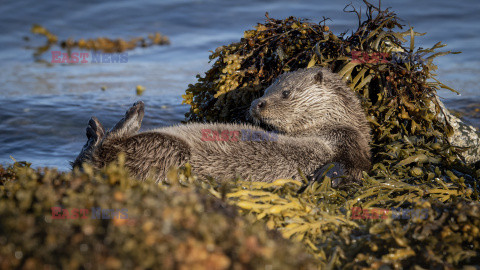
(0, 0, 479, 170)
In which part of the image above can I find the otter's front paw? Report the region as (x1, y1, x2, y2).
(86, 116, 105, 146)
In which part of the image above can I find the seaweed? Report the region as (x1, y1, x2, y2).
(0, 161, 317, 269)
(29, 24, 169, 61)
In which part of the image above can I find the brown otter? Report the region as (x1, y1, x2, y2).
(72, 67, 371, 183)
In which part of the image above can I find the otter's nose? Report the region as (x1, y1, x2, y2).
(257, 100, 266, 109)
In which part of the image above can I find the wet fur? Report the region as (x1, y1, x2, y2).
(72, 67, 371, 183)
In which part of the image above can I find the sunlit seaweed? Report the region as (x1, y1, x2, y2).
(59, 32, 169, 53)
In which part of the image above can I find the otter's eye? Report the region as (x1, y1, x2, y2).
(282, 90, 290, 99)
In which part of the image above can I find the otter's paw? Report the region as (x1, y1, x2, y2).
(108, 101, 145, 138)
(71, 116, 105, 169)
(86, 116, 105, 146)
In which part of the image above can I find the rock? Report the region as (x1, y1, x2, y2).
(434, 96, 480, 164)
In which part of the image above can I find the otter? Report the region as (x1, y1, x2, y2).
(72, 67, 371, 184)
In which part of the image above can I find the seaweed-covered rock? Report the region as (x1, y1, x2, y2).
(180, 1, 480, 268)
(0, 162, 317, 269)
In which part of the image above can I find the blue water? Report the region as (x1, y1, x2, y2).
(0, 0, 479, 169)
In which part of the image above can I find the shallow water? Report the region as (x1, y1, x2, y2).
(0, 0, 479, 170)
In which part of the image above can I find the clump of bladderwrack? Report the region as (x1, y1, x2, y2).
(182, 0, 480, 268)
(29, 24, 169, 60)
(0, 161, 317, 270)
(182, 13, 331, 121)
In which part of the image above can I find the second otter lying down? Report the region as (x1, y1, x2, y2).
(72, 67, 371, 183)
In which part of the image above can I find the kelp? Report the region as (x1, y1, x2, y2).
(180, 0, 480, 268)
(29, 24, 169, 60)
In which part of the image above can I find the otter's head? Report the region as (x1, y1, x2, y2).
(249, 67, 356, 135)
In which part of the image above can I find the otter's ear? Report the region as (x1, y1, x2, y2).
(314, 70, 323, 84)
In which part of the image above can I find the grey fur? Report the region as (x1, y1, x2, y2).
(72, 67, 371, 183)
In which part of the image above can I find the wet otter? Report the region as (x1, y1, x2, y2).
(72, 67, 371, 183)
